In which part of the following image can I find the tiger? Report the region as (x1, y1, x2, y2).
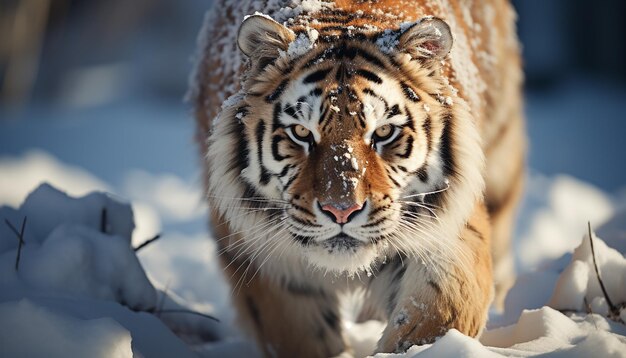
(189, 0, 525, 356)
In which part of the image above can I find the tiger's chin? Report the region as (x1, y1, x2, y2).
(301, 233, 385, 274)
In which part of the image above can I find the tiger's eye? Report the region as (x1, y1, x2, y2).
(292, 124, 311, 141)
(374, 124, 393, 140)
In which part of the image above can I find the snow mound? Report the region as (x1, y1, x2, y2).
(371, 230, 626, 357)
(0, 183, 220, 357)
(549, 228, 626, 319)
(480, 307, 626, 357)
(517, 175, 614, 270)
(0, 299, 132, 358)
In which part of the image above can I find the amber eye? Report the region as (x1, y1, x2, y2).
(288, 124, 313, 144)
(373, 124, 394, 142)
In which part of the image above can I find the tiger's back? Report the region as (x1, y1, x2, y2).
(190, 1, 524, 356)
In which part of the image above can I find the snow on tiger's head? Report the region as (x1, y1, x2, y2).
(206, 14, 484, 274)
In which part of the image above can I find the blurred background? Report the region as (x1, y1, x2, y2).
(0, 0, 625, 299)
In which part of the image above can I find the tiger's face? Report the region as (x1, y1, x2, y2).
(208, 15, 482, 274)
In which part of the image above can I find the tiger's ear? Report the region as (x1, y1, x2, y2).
(237, 14, 295, 58)
(398, 17, 453, 60)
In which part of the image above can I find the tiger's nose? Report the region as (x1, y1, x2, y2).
(319, 202, 364, 224)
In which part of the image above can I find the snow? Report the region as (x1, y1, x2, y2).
(0, 299, 132, 358)
(0, 183, 221, 357)
(2, 157, 625, 357)
(516, 174, 615, 271)
(549, 229, 626, 316)
(286, 31, 319, 58)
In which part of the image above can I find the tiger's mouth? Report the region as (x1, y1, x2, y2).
(321, 233, 363, 253)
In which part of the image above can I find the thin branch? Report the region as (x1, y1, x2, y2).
(157, 309, 220, 322)
(4, 217, 26, 271)
(588, 222, 617, 314)
(134, 234, 162, 252)
(100, 207, 107, 234)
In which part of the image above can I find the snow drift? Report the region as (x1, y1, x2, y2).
(1, 181, 625, 357)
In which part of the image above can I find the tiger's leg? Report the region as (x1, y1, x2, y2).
(212, 216, 350, 358)
(484, 110, 526, 308)
(225, 266, 350, 358)
(375, 203, 493, 353)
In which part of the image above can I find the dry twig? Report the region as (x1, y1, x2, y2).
(588, 222, 621, 320)
(100, 207, 107, 234)
(4, 216, 27, 271)
(134, 234, 162, 252)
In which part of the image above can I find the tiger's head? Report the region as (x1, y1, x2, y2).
(207, 15, 484, 275)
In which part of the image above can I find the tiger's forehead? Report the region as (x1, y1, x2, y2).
(276, 61, 410, 140)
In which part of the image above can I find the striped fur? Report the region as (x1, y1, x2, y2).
(191, 1, 524, 356)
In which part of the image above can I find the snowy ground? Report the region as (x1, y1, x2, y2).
(1, 81, 626, 357)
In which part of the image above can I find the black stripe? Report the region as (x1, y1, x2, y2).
(319, 103, 331, 126)
(235, 105, 249, 120)
(404, 106, 415, 130)
(362, 216, 388, 228)
(415, 166, 429, 182)
(354, 48, 386, 69)
(440, 113, 455, 176)
(357, 115, 366, 129)
(230, 119, 249, 173)
(321, 110, 335, 132)
(295, 96, 306, 113)
(319, 9, 352, 17)
(266, 79, 289, 103)
(255, 121, 271, 185)
(387, 104, 401, 118)
(291, 215, 322, 227)
(271, 135, 290, 161)
(401, 82, 421, 102)
(369, 204, 390, 217)
(292, 203, 315, 217)
(303, 68, 332, 84)
(303, 48, 335, 68)
(319, 25, 353, 32)
(362, 88, 389, 112)
(284, 105, 298, 119)
(423, 115, 432, 153)
(310, 87, 323, 97)
(314, 16, 350, 23)
(278, 164, 293, 177)
(302, 46, 387, 70)
(355, 69, 382, 84)
(466, 223, 484, 241)
(387, 171, 401, 188)
(284, 171, 299, 190)
(272, 102, 283, 131)
(239, 183, 263, 209)
(293, 234, 312, 246)
(396, 136, 414, 159)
